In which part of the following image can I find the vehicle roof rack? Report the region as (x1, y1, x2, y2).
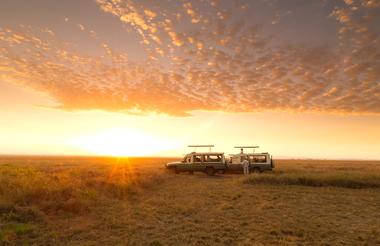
(234, 146, 259, 154)
(188, 145, 215, 152)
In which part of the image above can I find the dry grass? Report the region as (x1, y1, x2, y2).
(0, 157, 379, 245)
(0, 158, 165, 214)
(245, 172, 380, 188)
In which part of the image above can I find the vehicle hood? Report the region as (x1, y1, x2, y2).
(166, 161, 181, 167)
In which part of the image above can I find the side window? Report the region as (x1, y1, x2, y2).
(193, 155, 202, 163)
(205, 155, 222, 162)
(183, 155, 190, 163)
(251, 155, 267, 163)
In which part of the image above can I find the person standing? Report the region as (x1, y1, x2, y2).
(242, 157, 249, 175)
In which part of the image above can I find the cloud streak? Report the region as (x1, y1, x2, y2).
(0, 0, 379, 116)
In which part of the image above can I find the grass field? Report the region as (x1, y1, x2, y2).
(0, 157, 379, 245)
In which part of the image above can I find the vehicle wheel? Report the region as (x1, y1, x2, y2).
(205, 167, 215, 176)
(253, 168, 261, 173)
(175, 168, 180, 174)
(189, 171, 194, 175)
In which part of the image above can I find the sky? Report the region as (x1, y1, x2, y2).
(0, 0, 379, 159)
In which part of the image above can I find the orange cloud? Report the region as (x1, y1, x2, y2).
(0, 0, 379, 116)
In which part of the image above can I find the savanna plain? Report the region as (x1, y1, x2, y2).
(0, 156, 379, 245)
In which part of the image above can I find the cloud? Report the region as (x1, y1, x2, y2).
(0, 0, 379, 116)
(77, 24, 85, 31)
(183, 2, 201, 23)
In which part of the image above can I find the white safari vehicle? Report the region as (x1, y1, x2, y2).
(165, 145, 227, 176)
(228, 146, 274, 173)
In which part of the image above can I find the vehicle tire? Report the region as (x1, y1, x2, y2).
(205, 167, 215, 176)
(175, 168, 180, 174)
(253, 167, 261, 173)
(189, 171, 194, 175)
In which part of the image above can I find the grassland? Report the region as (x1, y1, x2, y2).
(0, 157, 379, 245)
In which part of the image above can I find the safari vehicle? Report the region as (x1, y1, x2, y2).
(166, 145, 227, 176)
(228, 146, 274, 173)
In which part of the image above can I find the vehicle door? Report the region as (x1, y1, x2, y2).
(191, 154, 203, 171)
(177, 155, 190, 171)
(228, 154, 244, 172)
(203, 154, 223, 170)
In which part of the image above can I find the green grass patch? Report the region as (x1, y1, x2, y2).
(0, 223, 35, 242)
(245, 172, 380, 189)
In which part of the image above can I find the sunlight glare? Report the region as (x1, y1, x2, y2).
(71, 128, 178, 156)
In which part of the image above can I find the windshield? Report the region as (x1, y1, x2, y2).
(182, 155, 192, 163)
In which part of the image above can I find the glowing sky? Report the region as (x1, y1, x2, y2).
(0, 0, 379, 159)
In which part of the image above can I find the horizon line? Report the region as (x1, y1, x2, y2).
(0, 154, 379, 162)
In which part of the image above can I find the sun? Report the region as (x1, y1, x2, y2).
(71, 128, 177, 157)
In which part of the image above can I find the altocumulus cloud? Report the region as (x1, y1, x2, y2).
(0, 0, 379, 116)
